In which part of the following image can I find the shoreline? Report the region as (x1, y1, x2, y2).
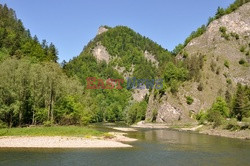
(132, 122, 250, 140)
(0, 132, 137, 148)
(197, 127, 250, 140)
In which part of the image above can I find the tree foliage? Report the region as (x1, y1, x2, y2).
(0, 4, 58, 62)
(232, 84, 250, 121)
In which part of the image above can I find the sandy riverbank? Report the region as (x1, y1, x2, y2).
(0, 132, 136, 148)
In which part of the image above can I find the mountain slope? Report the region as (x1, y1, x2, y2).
(0, 4, 58, 62)
(146, 2, 250, 123)
(64, 26, 178, 123)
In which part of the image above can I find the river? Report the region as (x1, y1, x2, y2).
(0, 128, 249, 166)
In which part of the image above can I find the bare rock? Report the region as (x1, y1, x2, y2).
(156, 102, 181, 123)
(144, 50, 159, 67)
(92, 44, 110, 63)
(97, 26, 108, 35)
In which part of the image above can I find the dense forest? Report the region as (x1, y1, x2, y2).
(0, 4, 91, 127)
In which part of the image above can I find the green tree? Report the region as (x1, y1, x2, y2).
(207, 97, 230, 127)
(232, 84, 250, 121)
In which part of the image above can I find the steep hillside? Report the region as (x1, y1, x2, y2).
(0, 4, 58, 62)
(0, 4, 88, 127)
(66, 26, 172, 80)
(146, 2, 250, 124)
(64, 26, 180, 123)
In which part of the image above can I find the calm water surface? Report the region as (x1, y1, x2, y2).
(0, 128, 249, 166)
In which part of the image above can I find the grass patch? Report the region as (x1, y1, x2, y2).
(0, 126, 106, 137)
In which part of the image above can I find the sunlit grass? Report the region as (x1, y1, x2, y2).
(0, 126, 106, 137)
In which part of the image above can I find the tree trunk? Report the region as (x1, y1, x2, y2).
(49, 82, 54, 122)
(18, 109, 22, 127)
(32, 109, 35, 125)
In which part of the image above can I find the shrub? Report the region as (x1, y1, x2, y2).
(152, 109, 158, 122)
(43, 121, 53, 127)
(197, 82, 203, 91)
(230, 32, 239, 40)
(210, 60, 216, 72)
(207, 110, 224, 128)
(224, 60, 229, 68)
(216, 67, 220, 75)
(226, 79, 232, 84)
(246, 51, 249, 56)
(224, 118, 240, 131)
(170, 80, 179, 94)
(207, 97, 230, 127)
(219, 27, 230, 40)
(221, 33, 230, 40)
(239, 58, 246, 65)
(183, 51, 189, 58)
(242, 117, 250, 123)
(0, 120, 7, 128)
(240, 46, 245, 52)
(186, 96, 194, 105)
(126, 101, 147, 124)
(219, 27, 227, 33)
(196, 110, 207, 124)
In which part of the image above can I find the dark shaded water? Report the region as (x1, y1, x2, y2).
(0, 128, 250, 166)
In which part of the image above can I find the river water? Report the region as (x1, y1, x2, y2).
(0, 128, 249, 166)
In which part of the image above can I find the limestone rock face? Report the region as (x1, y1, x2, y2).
(132, 88, 149, 102)
(144, 50, 159, 68)
(156, 102, 181, 123)
(92, 44, 110, 63)
(146, 3, 250, 124)
(146, 92, 182, 123)
(98, 26, 108, 35)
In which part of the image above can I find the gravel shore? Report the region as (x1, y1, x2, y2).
(0, 132, 136, 148)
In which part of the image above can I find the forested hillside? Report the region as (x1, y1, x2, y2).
(0, 4, 90, 127)
(0, 4, 57, 62)
(64, 25, 190, 124)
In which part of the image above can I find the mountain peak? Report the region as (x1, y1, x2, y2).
(97, 26, 109, 35)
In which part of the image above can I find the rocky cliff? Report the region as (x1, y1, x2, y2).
(146, 2, 250, 123)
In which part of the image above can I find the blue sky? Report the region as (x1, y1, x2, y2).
(0, 0, 234, 62)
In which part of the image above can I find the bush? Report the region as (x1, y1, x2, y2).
(242, 117, 250, 123)
(197, 82, 203, 91)
(222, 33, 230, 40)
(219, 27, 230, 40)
(186, 96, 194, 105)
(0, 120, 7, 128)
(224, 60, 229, 68)
(240, 46, 245, 52)
(224, 118, 240, 131)
(43, 121, 53, 127)
(183, 51, 189, 58)
(152, 109, 158, 122)
(210, 60, 216, 72)
(226, 79, 232, 85)
(216, 67, 220, 75)
(207, 110, 224, 128)
(196, 110, 207, 124)
(126, 101, 147, 124)
(246, 51, 249, 56)
(219, 27, 227, 33)
(207, 97, 230, 127)
(230, 32, 239, 40)
(239, 58, 246, 65)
